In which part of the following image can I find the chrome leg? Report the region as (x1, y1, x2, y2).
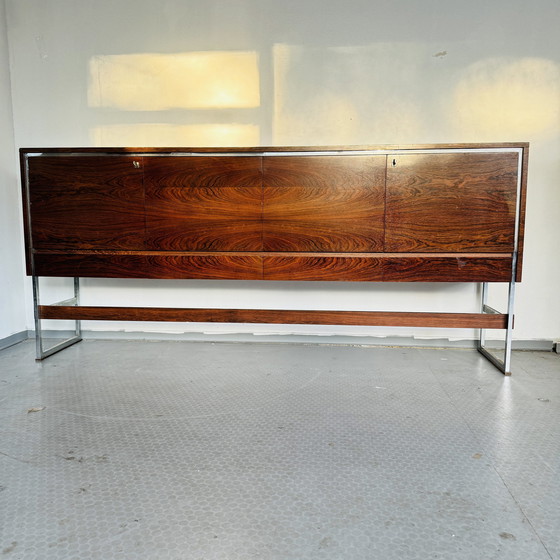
(477, 281, 515, 376)
(32, 274, 43, 359)
(503, 280, 516, 374)
(477, 282, 488, 352)
(73, 277, 82, 340)
(33, 276, 83, 361)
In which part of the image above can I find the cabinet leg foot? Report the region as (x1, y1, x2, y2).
(33, 276, 82, 361)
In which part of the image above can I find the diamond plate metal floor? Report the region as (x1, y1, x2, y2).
(0, 340, 559, 559)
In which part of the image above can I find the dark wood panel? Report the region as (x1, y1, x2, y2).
(263, 156, 385, 252)
(32, 252, 263, 280)
(27, 156, 145, 250)
(386, 152, 519, 252)
(263, 254, 513, 282)
(144, 156, 262, 251)
(21, 146, 527, 286)
(32, 252, 513, 282)
(39, 305, 508, 329)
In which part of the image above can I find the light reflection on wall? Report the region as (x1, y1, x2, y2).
(87, 47, 560, 149)
(273, 43, 426, 145)
(273, 45, 560, 147)
(451, 57, 560, 141)
(88, 50, 261, 146)
(91, 123, 260, 147)
(88, 51, 260, 110)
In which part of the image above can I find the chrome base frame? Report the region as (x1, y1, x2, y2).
(33, 276, 82, 361)
(33, 277, 516, 373)
(477, 281, 516, 375)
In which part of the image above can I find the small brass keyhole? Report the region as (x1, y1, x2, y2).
(392, 158, 397, 167)
(133, 161, 140, 168)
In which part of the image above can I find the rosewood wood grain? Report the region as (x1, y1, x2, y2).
(32, 253, 263, 280)
(144, 156, 263, 251)
(385, 152, 519, 252)
(26, 156, 145, 250)
(263, 156, 385, 252)
(39, 305, 509, 329)
(32, 252, 513, 282)
(263, 254, 513, 282)
(21, 145, 528, 287)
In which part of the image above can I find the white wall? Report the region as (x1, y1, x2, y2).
(0, 0, 26, 343)
(4, 0, 560, 343)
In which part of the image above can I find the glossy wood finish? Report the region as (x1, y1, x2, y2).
(31, 252, 513, 282)
(263, 254, 513, 282)
(144, 156, 263, 251)
(263, 156, 385, 252)
(20, 145, 528, 284)
(385, 153, 519, 252)
(32, 252, 263, 280)
(39, 306, 508, 329)
(26, 156, 145, 251)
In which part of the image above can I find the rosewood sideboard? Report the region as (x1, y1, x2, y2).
(20, 144, 529, 374)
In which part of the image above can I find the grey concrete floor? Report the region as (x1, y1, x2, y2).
(0, 339, 559, 560)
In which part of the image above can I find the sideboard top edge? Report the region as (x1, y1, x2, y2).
(20, 142, 530, 155)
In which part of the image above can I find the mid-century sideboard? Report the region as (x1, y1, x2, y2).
(20, 143, 528, 374)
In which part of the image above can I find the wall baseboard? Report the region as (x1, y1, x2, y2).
(11, 329, 556, 352)
(0, 331, 29, 351)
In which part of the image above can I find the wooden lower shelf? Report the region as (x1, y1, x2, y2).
(39, 305, 508, 329)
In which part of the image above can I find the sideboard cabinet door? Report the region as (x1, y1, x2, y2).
(262, 155, 386, 252)
(27, 156, 145, 250)
(144, 156, 263, 251)
(385, 152, 519, 252)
